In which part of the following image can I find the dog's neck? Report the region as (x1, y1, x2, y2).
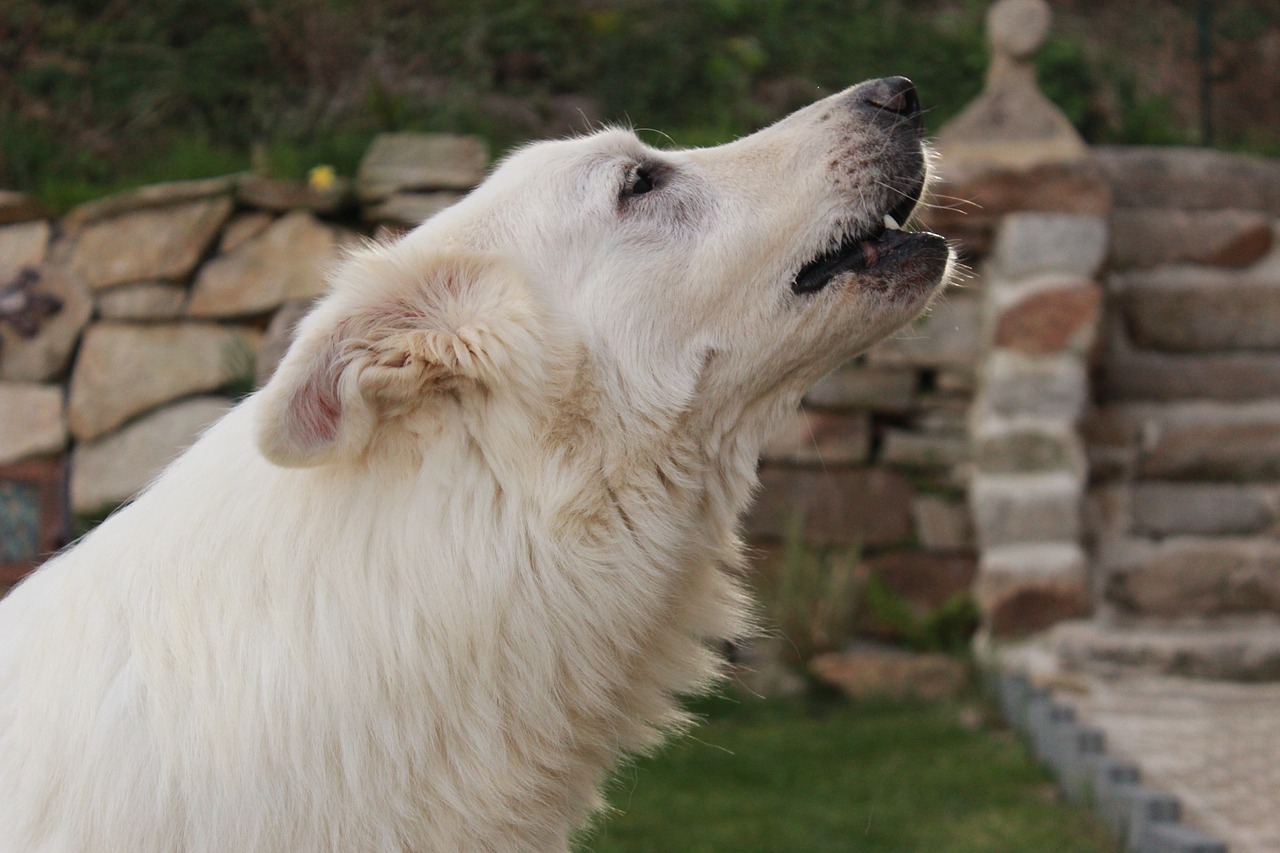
(533, 355, 790, 543)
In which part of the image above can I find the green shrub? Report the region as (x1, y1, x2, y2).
(4, 1, 1271, 206)
(862, 573, 980, 655)
(763, 519, 859, 665)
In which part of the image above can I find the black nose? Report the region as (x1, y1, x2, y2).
(853, 76, 922, 127)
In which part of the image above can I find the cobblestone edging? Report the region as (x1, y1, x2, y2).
(996, 671, 1230, 853)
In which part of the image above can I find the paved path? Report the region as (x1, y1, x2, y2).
(1061, 674, 1280, 853)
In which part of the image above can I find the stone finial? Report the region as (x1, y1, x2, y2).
(935, 0, 1087, 172)
(989, 0, 1051, 61)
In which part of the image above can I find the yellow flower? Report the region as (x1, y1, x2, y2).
(308, 165, 336, 192)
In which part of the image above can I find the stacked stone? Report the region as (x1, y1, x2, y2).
(926, 0, 1110, 263)
(742, 0, 1108, 642)
(745, 290, 982, 629)
(0, 134, 489, 534)
(0, 211, 75, 467)
(1065, 147, 1280, 679)
(969, 213, 1108, 639)
(357, 133, 488, 227)
(923, 0, 1113, 641)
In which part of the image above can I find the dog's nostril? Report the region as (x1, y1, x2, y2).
(857, 76, 921, 120)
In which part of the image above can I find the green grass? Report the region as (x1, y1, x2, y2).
(25, 135, 249, 215)
(577, 691, 1116, 853)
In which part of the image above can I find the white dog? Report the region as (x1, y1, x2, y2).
(0, 77, 951, 852)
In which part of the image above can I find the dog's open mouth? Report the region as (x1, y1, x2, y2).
(792, 182, 943, 296)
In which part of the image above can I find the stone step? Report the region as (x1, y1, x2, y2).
(1097, 536, 1280, 620)
(1109, 207, 1273, 270)
(1086, 401, 1280, 481)
(1099, 316, 1280, 403)
(1095, 145, 1280, 213)
(1052, 618, 1280, 681)
(1100, 346, 1280, 404)
(1109, 233, 1280, 353)
(1088, 482, 1280, 539)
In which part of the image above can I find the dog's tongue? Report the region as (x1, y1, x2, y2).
(859, 240, 880, 268)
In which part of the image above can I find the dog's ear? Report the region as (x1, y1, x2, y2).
(256, 249, 542, 467)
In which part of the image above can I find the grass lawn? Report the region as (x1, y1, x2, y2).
(577, 690, 1116, 853)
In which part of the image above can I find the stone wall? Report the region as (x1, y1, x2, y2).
(1085, 147, 1280, 629)
(0, 135, 487, 545)
(743, 265, 982, 633)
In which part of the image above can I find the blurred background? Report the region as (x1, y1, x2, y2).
(3, 3, 1280, 852)
(3, 0, 1278, 209)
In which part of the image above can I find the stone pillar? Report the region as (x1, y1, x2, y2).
(930, 0, 1113, 638)
(925, 0, 1110, 260)
(970, 213, 1106, 637)
(937, 0, 1087, 170)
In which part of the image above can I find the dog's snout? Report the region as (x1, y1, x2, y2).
(851, 76, 922, 129)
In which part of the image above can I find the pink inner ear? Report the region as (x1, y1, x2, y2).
(288, 370, 342, 451)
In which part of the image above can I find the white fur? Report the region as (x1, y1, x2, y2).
(0, 83, 952, 852)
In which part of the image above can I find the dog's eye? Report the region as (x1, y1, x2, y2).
(623, 164, 658, 198)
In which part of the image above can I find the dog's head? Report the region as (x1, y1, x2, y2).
(257, 77, 953, 467)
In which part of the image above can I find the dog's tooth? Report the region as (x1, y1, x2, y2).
(883, 213, 901, 231)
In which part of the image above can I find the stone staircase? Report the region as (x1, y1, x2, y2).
(1068, 146, 1280, 683)
(935, 7, 1280, 850)
(1053, 618, 1280, 681)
